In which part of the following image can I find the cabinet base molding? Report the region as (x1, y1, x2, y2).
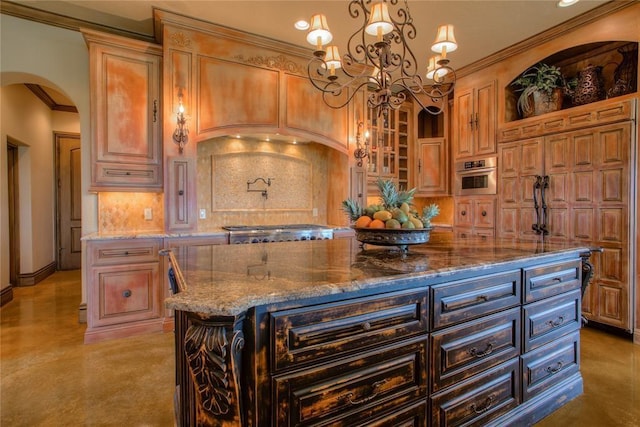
(486, 373, 583, 427)
(83, 318, 166, 344)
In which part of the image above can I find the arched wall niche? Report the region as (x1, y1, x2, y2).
(504, 41, 638, 122)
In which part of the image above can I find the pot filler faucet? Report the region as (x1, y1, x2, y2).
(247, 177, 273, 199)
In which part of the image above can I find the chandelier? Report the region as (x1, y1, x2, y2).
(304, 0, 457, 116)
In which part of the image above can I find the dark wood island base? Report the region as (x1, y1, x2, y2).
(164, 233, 592, 426)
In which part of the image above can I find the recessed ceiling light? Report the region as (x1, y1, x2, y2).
(295, 20, 309, 31)
(557, 0, 579, 7)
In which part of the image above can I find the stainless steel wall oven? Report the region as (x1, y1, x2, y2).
(454, 156, 497, 196)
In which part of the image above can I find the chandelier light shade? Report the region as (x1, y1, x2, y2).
(432, 24, 458, 57)
(306, 14, 333, 51)
(323, 45, 342, 75)
(303, 0, 458, 116)
(365, 2, 393, 39)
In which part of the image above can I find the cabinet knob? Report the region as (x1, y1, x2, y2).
(178, 190, 184, 196)
(461, 211, 466, 216)
(481, 210, 487, 216)
(122, 289, 132, 298)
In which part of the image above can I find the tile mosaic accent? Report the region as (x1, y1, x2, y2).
(198, 137, 331, 228)
(98, 192, 165, 234)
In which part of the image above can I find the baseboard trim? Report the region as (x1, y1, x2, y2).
(78, 302, 87, 324)
(0, 286, 14, 307)
(634, 330, 640, 345)
(18, 262, 57, 286)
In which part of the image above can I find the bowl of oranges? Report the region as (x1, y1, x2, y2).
(342, 179, 439, 252)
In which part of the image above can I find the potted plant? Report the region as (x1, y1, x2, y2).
(511, 63, 570, 118)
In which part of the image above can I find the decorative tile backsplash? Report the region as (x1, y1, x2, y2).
(198, 137, 331, 228)
(98, 192, 164, 233)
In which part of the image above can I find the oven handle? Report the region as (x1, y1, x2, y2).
(455, 167, 497, 175)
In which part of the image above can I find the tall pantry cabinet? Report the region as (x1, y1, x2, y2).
(497, 98, 636, 331)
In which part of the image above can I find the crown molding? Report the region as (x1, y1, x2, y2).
(456, 1, 636, 79)
(0, 0, 156, 43)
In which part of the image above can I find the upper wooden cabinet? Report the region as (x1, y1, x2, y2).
(413, 102, 450, 196)
(453, 80, 496, 160)
(366, 105, 411, 191)
(83, 30, 163, 191)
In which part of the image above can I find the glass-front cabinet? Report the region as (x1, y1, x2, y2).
(367, 106, 410, 192)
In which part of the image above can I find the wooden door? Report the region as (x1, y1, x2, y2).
(7, 142, 20, 285)
(57, 133, 82, 270)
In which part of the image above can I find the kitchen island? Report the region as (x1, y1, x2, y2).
(164, 233, 591, 426)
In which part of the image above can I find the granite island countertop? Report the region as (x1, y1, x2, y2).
(165, 232, 589, 316)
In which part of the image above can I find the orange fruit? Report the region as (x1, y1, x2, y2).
(369, 219, 385, 229)
(354, 215, 372, 228)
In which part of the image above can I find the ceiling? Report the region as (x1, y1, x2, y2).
(4, 0, 613, 109)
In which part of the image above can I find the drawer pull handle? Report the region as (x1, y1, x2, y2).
(362, 321, 371, 331)
(546, 361, 564, 374)
(477, 295, 488, 302)
(341, 379, 386, 406)
(469, 394, 495, 414)
(547, 316, 565, 328)
(468, 342, 494, 358)
(122, 290, 132, 298)
(552, 277, 563, 283)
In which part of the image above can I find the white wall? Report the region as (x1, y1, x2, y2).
(0, 14, 94, 302)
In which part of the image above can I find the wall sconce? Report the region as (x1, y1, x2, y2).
(353, 121, 369, 167)
(172, 94, 188, 153)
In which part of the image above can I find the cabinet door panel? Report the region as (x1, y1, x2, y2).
(521, 330, 580, 402)
(523, 290, 580, 352)
(99, 52, 160, 163)
(474, 199, 495, 228)
(273, 338, 427, 426)
(198, 58, 279, 131)
(430, 359, 520, 427)
(475, 82, 496, 156)
(272, 288, 428, 372)
(455, 88, 474, 158)
(455, 199, 473, 228)
(93, 263, 160, 326)
(572, 207, 595, 241)
(431, 308, 520, 392)
(416, 138, 448, 195)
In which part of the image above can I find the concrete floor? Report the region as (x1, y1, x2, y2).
(1, 270, 639, 426)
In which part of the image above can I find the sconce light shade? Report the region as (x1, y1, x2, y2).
(432, 24, 458, 56)
(365, 2, 394, 38)
(173, 97, 189, 153)
(307, 14, 333, 49)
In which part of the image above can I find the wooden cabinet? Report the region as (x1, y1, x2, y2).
(367, 105, 411, 191)
(83, 29, 162, 191)
(415, 138, 448, 195)
(84, 238, 164, 343)
(453, 80, 496, 159)
(454, 196, 496, 238)
(497, 98, 634, 331)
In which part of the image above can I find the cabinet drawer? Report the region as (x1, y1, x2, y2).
(431, 308, 520, 392)
(431, 359, 520, 427)
(94, 162, 161, 187)
(523, 289, 581, 352)
(272, 289, 428, 372)
(273, 337, 427, 426)
(521, 330, 580, 402)
(432, 270, 521, 329)
(90, 239, 161, 266)
(524, 260, 581, 302)
(92, 263, 161, 326)
(365, 400, 427, 427)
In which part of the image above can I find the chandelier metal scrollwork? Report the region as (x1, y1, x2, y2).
(304, 0, 458, 116)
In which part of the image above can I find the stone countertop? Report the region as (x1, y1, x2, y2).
(165, 232, 589, 316)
